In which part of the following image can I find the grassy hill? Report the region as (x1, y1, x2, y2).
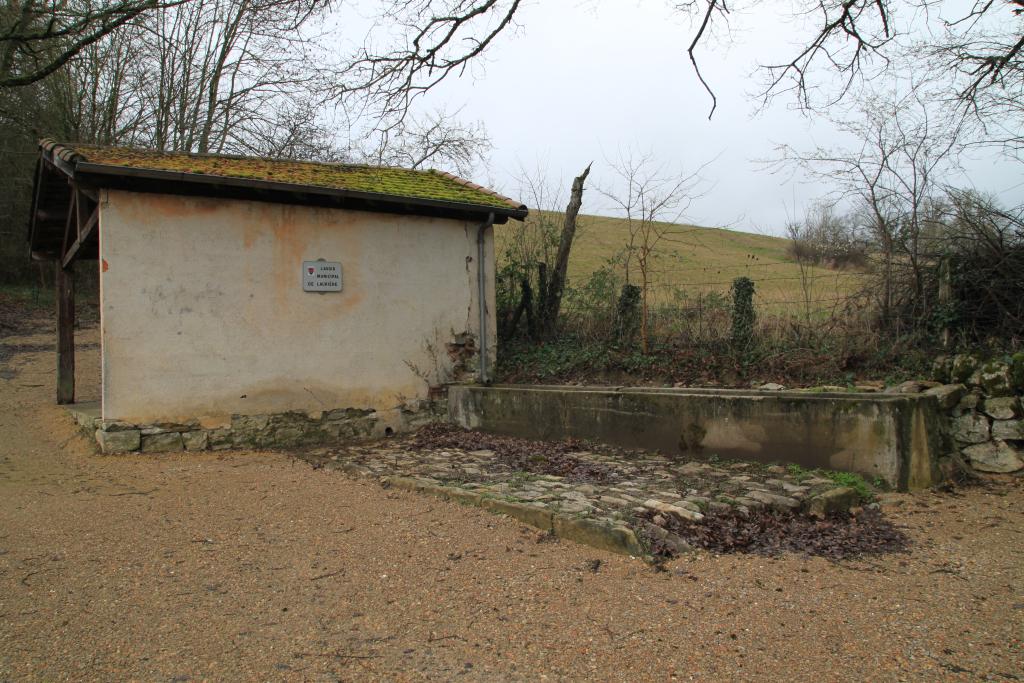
(496, 212, 863, 316)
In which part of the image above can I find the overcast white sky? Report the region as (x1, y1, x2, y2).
(383, 0, 1023, 235)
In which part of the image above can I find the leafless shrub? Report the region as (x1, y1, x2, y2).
(786, 204, 868, 270)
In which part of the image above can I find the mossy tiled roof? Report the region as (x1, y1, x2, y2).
(43, 141, 524, 215)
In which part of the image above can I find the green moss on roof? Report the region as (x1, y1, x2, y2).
(67, 144, 521, 211)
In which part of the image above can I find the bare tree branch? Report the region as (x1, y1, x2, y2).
(334, 0, 521, 125)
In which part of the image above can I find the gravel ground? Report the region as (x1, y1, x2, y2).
(1, 316, 1022, 681)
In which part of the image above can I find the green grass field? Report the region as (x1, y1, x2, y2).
(496, 212, 863, 315)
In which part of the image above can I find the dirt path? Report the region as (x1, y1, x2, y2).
(1, 320, 1022, 681)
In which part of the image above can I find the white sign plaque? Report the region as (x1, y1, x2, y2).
(302, 260, 343, 292)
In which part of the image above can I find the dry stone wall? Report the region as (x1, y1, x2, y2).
(81, 401, 446, 454)
(925, 354, 1024, 474)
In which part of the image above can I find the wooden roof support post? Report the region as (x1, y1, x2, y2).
(56, 260, 75, 405)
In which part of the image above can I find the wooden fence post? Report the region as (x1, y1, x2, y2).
(56, 262, 75, 405)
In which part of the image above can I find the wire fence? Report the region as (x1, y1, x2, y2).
(632, 262, 866, 318)
(552, 260, 874, 346)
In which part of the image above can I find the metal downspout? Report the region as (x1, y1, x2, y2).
(477, 212, 495, 385)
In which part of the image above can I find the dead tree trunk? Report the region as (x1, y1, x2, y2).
(521, 278, 535, 339)
(504, 277, 533, 340)
(539, 162, 591, 338)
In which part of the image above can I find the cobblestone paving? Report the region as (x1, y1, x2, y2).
(302, 439, 860, 554)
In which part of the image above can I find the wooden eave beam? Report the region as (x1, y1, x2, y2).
(47, 151, 76, 178)
(60, 184, 76, 257)
(27, 159, 43, 247)
(61, 201, 98, 269)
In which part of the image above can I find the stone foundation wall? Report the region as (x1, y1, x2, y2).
(904, 353, 1024, 474)
(80, 401, 446, 454)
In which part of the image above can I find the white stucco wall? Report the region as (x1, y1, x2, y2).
(98, 189, 496, 426)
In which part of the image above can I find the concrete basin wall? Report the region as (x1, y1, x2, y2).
(448, 385, 943, 491)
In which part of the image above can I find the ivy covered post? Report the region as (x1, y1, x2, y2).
(938, 254, 952, 349)
(614, 283, 642, 344)
(730, 276, 756, 357)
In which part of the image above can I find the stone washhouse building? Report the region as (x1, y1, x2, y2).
(28, 140, 527, 453)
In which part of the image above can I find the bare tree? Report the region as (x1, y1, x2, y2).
(499, 165, 558, 340)
(919, 1, 1024, 157)
(496, 162, 589, 341)
(125, 0, 330, 154)
(58, 23, 147, 144)
(600, 150, 705, 353)
(506, 161, 566, 278)
(786, 202, 866, 268)
(537, 162, 590, 338)
(778, 88, 961, 328)
(6, 0, 1022, 138)
(366, 108, 492, 177)
(786, 203, 867, 324)
(335, 0, 522, 125)
(927, 0, 1024, 109)
(936, 188, 1024, 341)
(674, 0, 1023, 123)
(0, 0, 510, 286)
(0, 0, 187, 87)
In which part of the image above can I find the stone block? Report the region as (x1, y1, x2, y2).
(209, 429, 233, 450)
(141, 432, 184, 453)
(924, 383, 966, 410)
(952, 413, 991, 444)
(983, 396, 1020, 421)
(95, 429, 140, 454)
(979, 361, 1014, 397)
(733, 497, 763, 513)
(99, 419, 137, 432)
(956, 391, 982, 413)
(991, 419, 1024, 441)
(962, 441, 1024, 473)
(182, 430, 209, 451)
(151, 419, 200, 432)
(806, 486, 859, 518)
(744, 489, 800, 511)
(643, 499, 704, 522)
(552, 516, 644, 556)
(324, 407, 372, 422)
(269, 426, 306, 448)
(661, 532, 691, 554)
(885, 380, 936, 394)
(232, 414, 270, 432)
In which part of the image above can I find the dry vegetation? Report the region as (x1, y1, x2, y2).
(497, 211, 863, 316)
